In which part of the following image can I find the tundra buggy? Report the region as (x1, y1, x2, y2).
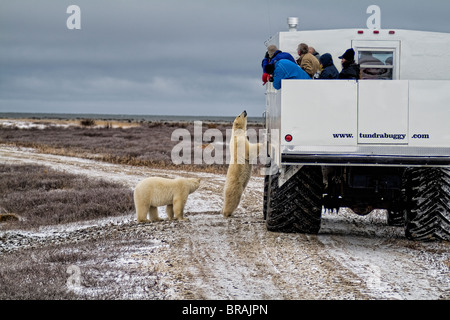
(263, 21, 450, 241)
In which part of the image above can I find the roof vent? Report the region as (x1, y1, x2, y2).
(287, 17, 299, 32)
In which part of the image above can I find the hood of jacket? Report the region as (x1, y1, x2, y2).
(319, 53, 334, 68)
(272, 51, 296, 64)
(271, 50, 282, 59)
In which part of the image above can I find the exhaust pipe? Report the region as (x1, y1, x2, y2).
(287, 17, 298, 32)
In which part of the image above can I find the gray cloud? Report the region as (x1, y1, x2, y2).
(1, 0, 450, 116)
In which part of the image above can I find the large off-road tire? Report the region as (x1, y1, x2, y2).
(404, 167, 450, 241)
(387, 209, 404, 226)
(387, 196, 405, 226)
(264, 165, 324, 234)
(263, 172, 270, 220)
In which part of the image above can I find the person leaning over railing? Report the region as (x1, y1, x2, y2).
(261, 45, 297, 85)
(264, 59, 311, 90)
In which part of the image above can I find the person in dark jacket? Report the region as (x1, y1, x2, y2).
(261, 45, 296, 84)
(309, 46, 321, 61)
(318, 53, 339, 79)
(338, 48, 360, 80)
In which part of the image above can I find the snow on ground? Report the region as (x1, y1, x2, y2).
(0, 119, 139, 129)
(0, 119, 72, 129)
(0, 145, 449, 300)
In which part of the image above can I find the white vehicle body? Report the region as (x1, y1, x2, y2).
(264, 28, 450, 168)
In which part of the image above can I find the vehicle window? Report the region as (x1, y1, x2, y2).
(358, 50, 394, 80)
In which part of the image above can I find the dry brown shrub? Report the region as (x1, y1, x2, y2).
(0, 213, 20, 222)
(0, 121, 264, 175)
(0, 164, 134, 229)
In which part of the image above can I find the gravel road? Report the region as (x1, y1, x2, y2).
(0, 145, 448, 300)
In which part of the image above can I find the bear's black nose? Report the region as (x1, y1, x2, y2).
(243, 110, 247, 117)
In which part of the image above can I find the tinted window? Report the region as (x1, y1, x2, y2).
(358, 50, 394, 80)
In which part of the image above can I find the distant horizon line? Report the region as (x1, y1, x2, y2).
(0, 111, 264, 122)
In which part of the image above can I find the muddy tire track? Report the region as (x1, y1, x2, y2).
(1, 145, 449, 299)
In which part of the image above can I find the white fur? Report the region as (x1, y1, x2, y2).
(134, 177, 200, 223)
(222, 111, 262, 217)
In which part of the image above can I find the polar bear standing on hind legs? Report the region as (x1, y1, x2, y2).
(222, 110, 263, 217)
(134, 177, 200, 223)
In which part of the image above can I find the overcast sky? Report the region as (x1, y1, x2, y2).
(1, 0, 449, 117)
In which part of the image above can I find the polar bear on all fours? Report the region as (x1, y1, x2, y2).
(134, 177, 201, 223)
(222, 110, 263, 217)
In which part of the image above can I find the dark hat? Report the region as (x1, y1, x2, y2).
(339, 48, 355, 61)
(264, 63, 275, 74)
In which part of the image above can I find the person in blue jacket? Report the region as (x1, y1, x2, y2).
(261, 45, 296, 84)
(318, 53, 339, 79)
(264, 59, 311, 90)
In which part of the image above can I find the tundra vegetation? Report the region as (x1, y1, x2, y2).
(0, 164, 134, 229)
(0, 163, 160, 299)
(0, 119, 263, 174)
(0, 119, 263, 299)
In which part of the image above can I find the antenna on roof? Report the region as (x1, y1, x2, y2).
(287, 17, 299, 32)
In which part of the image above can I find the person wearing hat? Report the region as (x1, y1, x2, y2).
(338, 48, 360, 80)
(261, 45, 296, 84)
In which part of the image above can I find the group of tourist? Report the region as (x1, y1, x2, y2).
(262, 43, 360, 89)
